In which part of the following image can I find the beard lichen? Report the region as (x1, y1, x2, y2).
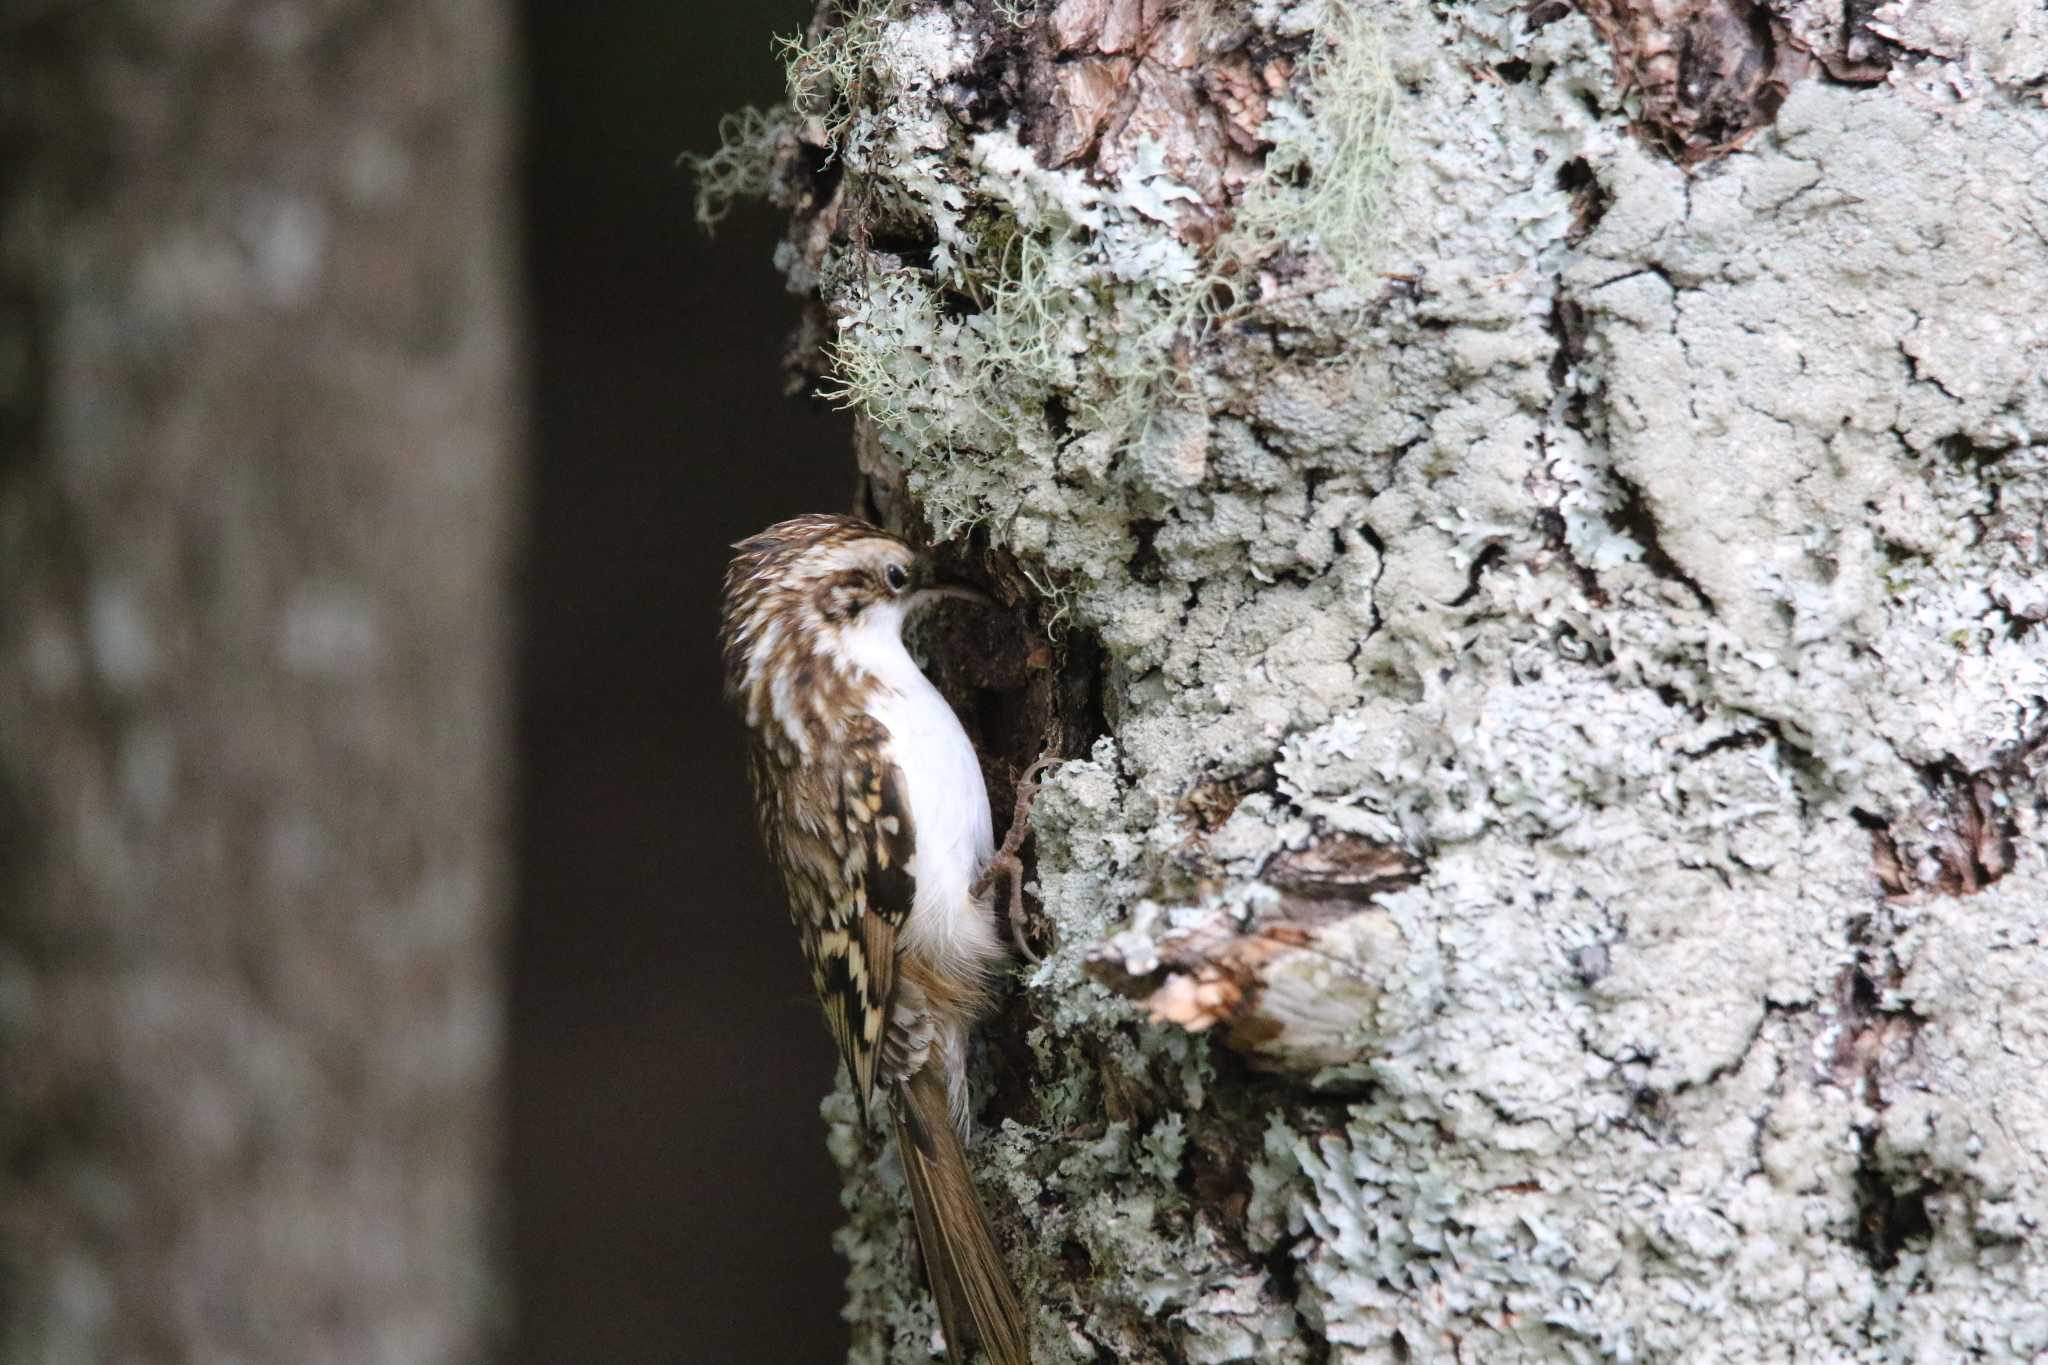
(1224, 2, 1400, 301)
(776, 0, 904, 159)
(686, 0, 1404, 574)
(801, 0, 1400, 557)
(821, 214, 1230, 543)
(679, 104, 795, 232)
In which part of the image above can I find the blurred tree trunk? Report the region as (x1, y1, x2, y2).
(745, 1, 2048, 1361)
(0, 4, 518, 1362)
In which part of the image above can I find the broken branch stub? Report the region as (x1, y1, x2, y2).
(1088, 837, 1422, 1073)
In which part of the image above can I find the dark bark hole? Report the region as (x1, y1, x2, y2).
(1494, 58, 1533, 83)
(1043, 393, 1074, 445)
(1544, 294, 1586, 414)
(1127, 518, 1165, 585)
(1938, 432, 2011, 470)
(1853, 1168, 1934, 1271)
(1834, 0, 1901, 77)
(1651, 0, 1790, 156)
(1256, 1232, 1332, 1362)
(1906, 758, 2019, 894)
(973, 682, 1030, 769)
(1205, 277, 1240, 319)
(799, 138, 842, 206)
(937, 288, 982, 319)
(1556, 156, 1609, 242)
(954, 26, 1022, 128)
(1749, 78, 1788, 126)
(1064, 625, 1111, 758)
(866, 228, 937, 272)
(1057, 1237, 1095, 1283)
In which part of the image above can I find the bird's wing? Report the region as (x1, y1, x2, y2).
(805, 713, 916, 1122)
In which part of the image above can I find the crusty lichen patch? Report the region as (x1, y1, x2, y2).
(720, 0, 2048, 1359)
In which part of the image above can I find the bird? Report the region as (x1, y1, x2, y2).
(720, 512, 1031, 1365)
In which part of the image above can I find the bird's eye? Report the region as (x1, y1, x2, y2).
(885, 564, 910, 593)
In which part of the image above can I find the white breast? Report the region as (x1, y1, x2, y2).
(835, 606, 1003, 982)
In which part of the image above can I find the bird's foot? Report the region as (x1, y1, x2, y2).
(974, 755, 1059, 963)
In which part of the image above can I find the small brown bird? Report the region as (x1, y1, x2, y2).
(720, 513, 1030, 1365)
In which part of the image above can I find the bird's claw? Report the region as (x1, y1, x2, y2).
(975, 754, 1059, 963)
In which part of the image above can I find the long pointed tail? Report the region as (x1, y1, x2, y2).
(892, 1067, 1030, 1365)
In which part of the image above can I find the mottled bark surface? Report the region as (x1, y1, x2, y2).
(735, 0, 2048, 1361)
(0, 3, 518, 1361)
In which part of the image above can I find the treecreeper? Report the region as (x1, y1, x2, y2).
(720, 513, 1035, 1365)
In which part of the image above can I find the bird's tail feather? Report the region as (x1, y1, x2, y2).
(893, 1067, 1030, 1365)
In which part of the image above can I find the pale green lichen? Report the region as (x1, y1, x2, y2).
(729, 0, 1405, 570)
(822, 175, 1227, 540)
(679, 104, 793, 232)
(1015, 558, 1078, 638)
(1226, 1, 1400, 298)
(805, 0, 1401, 561)
(776, 0, 903, 156)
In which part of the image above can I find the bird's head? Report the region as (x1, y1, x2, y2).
(720, 514, 982, 746)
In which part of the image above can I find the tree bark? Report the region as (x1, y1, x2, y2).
(741, 0, 2048, 1360)
(0, 3, 518, 1361)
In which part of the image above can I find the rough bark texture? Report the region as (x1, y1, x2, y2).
(0, 3, 518, 1361)
(743, 0, 2047, 1360)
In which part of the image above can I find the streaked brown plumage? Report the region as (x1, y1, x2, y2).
(720, 513, 1028, 1364)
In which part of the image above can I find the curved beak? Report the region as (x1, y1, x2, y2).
(908, 557, 993, 609)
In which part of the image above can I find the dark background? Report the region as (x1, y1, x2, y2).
(511, 3, 854, 1360)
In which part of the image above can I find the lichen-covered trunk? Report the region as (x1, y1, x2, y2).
(0, 5, 517, 1361)
(733, 0, 2048, 1359)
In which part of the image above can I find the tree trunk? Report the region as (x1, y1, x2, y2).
(0, 4, 518, 1362)
(728, 0, 2048, 1360)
